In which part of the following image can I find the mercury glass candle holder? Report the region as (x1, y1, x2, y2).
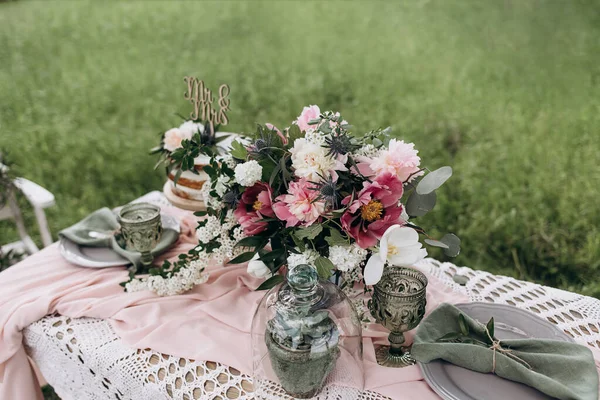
(118, 202, 162, 266)
(368, 266, 428, 368)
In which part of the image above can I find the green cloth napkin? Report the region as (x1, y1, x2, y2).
(59, 207, 179, 268)
(412, 303, 599, 400)
(59, 208, 119, 247)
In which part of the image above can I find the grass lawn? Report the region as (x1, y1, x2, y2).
(1, 0, 599, 297)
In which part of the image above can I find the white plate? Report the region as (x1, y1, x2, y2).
(59, 214, 180, 268)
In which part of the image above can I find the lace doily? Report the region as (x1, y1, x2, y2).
(22, 193, 600, 399)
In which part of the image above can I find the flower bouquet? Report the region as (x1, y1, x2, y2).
(128, 106, 459, 296)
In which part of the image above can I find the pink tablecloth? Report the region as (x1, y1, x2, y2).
(0, 204, 469, 400)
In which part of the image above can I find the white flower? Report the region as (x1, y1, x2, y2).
(234, 160, 263, 187)
(215, 175, 232, 197)
(364, 225, 427, 285)
(287, 249, 319, 269)
(163, 127, 193, 152)
(329, 244, 368, 272)
(247, 254, 272, 279)
(290, 138, 342, 181)
(179, 120, 204, 136)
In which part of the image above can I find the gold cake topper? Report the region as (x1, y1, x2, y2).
(183, 76, 230, 133)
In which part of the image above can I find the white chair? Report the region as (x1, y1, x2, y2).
(0, 176, 55, 255)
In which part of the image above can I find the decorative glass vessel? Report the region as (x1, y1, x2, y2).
(252, 265, 363, 399)
(368, 266, 427, 368)
(118, 202, 162, 266)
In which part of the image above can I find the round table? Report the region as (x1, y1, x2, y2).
(23, 193, 600, 400)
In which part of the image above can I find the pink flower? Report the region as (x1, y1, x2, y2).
(163, 127, 193, 152)
(341, 173, 406, 248)
(234, 183, 275, 235)
(266, 123, 288, 145)
(273, 179, 325, 227)
(369, 139, 422, 182)
(294, 105, 321, 133)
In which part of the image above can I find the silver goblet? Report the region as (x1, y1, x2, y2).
(368, 266, 428, 368)
(118, 202, 162, 267)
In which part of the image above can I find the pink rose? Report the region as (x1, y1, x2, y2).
(369, 139, 422, 182)
(273, 179, 325, 227)
(294, 105, 321, 133)
(341, 173, 406, 248)
(234, 183, 275, 235)
(163, 127, 193, 152)
(266, 123, 288, 145)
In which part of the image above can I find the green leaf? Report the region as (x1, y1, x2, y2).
(308, 118, 321, 125)
(416, 166, 453, 195)
(231, 140, 247, 160)
(405, 191, 437, 217)
(291, 233, 306, 252)
(259, 248, 286, 264)
(173, 169, 183, 186)
(458, 313, 470, 336)
(486, 317, 495, 339)
(294, 224, 323, 240)
(228, 251, 256, 264)
(256, 274, 285, 291)
(424, 239, 450, 249)
(320, 122, 332, 133)
(440, 233, 461, 257)
(235, 236, 267, 249)
(314, 257, 334, 279)
(194, 210, 208, 217)
(287, 125, 303, 144)
(325, 229, 348, 246)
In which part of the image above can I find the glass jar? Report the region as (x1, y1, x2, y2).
(251, 264, 363, 399)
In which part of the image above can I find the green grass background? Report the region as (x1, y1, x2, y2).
(1, 0, 599, 296)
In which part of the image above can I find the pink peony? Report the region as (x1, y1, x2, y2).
(369, 139, 422, 182)
(273, 179, 325, 227)
(266, 123, 288, 145)
(294, 105, 321, 133)
(163, 127, 193, 152)
(234, 183, 275, 235)
(341, 173, 406, 248)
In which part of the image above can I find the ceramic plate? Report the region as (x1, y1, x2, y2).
(59, 214, 180, 268)
(419, 302, 573, 400)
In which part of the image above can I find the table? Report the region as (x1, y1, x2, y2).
(22, 193, 600, 400)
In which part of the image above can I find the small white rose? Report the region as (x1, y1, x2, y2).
(363, 225, 427, 285)
(247, 254, 272, 279)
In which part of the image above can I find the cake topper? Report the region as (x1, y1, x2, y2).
(183, 76, 230, 134)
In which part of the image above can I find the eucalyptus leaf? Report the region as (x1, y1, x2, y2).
(416, 166, 453, 195)
(256, 275, 285, 291)
(405, 191, 437, 217)
(314, 257, 334, 279)
(441, 233, 461, 257)
(424, 239, 450, 249)
(308, 118, 321, 125)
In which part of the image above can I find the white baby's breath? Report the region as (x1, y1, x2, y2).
(287, 249, 320, 269)
(328, 244, 368, 272)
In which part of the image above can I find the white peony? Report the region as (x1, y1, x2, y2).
(163, 127, 193, 152)
(364, 225, 427, 285)
(234, 160, 263, 187)
(247, 254, 272, 279)
(290, 138, 340, 181)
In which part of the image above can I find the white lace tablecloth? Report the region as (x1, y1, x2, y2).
(23, 193, 600, 400)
